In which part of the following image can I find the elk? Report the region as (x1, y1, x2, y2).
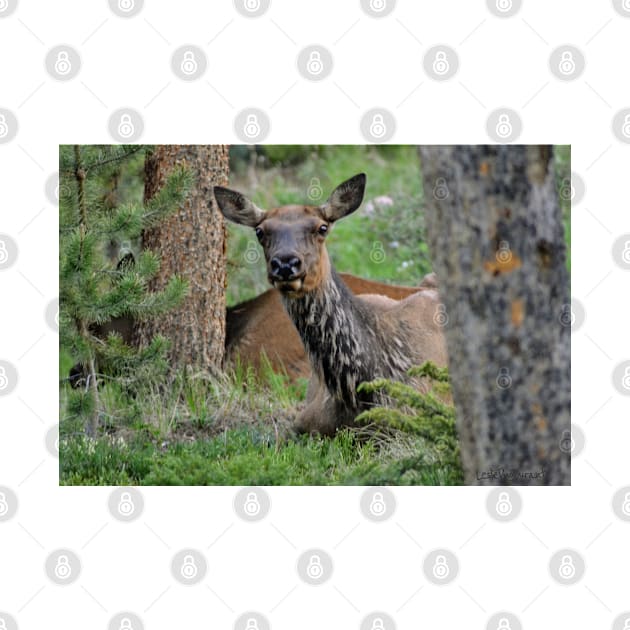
(216, 173, 448, 436)
(68, 271, 434, 387)
(226, 272, 439, 381)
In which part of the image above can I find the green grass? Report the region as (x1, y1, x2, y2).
(60, 426, 463, 486)
(60, 352, 464, 486)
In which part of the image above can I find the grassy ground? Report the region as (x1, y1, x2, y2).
(60, 353, 464, 485)
(59, 144, 569, 486)
(60, 426, 463, 486)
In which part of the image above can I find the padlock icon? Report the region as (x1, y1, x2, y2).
(0, 366, 8, 390)
(54, 554, 72, 579)
(245, 619, 260, 630)
(180, 51, 198, 76)
(0, 0, 8, 11)
(370, 241, 386, 263)
(623, 366, 630, 390)
(0, 619, 7, 630)
(244, 114, 261, 138)
(496, 240, 512, 263)
(495, 114, 512, 138)
(244, 240, 261, 264)
(621, 492, 630, 516)
(497, 618, 512, 630)
(181, 554, 198, 579)
(306, 554, 324, 579)
(558, 554, 576, 579)
(624, 0, 630, 10)
(371, 618, 385, 630)
(559, 177, 572, 201)
(495, 0, 512, 12)
(118, 0, 135, 11)
(307, 177, 323, 200)
(432, 177, 449, 200)
(559, 303, 573, 327)
(0, 491, 8, 516)
(0, 240, 8, 264)
(496, 367, 511, 389)
(558, 51, 576, 76)
(0, 114, 8, 138)
(433, 303, 448, 327)
(369, 114, 386, 138)
(432, 51, 449, 76)
(432, 554, 450, 579)
(622, 114, 630, 138)
(369, 492, 386, 516)
(119, 617, 134, 630)
(495, 491, 513, 516)
(623, 619, 630, 630)
(118, 491, 135, 516)
(117, 114, 135, 139)
(307, 51, 324, 75)
(559, 429, 574, 453)
(621, 240, 630, 263)
(245, 0, 261, 11)
(54, 51, 72, 76)
(244, 492, 261, 516)
(369, 0, 386, 12)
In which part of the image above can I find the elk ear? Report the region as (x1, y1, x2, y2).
(214, 186, 265, 227)
(320, 173, 366, 222)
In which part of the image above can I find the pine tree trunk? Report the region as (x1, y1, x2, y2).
(135, 145, 230, 372)
(418, 146, 570, 486)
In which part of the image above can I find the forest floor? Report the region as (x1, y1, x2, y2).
(59, 360, 464, 485)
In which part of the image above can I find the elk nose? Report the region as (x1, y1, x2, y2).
(270, 255, 302, 280)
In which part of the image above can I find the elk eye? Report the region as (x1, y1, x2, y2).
(255, 227, 264, 241)
(318, 224, 328, 236)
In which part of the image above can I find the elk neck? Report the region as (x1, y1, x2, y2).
(281, 250, 413, 408)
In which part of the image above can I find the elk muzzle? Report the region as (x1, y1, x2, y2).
(269, 253, 305, 292)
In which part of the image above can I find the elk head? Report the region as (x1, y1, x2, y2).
(214, 173, 366, 297)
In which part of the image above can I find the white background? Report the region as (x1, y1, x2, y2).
(0, 0, 629, 628)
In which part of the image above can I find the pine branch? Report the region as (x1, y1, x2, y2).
(355, 362, 461, 466)
(59, 145, 193, 435)
(60, 145, 145, 175)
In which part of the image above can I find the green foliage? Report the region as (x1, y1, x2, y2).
(60, 357, 463, 486)
(59, 145, 191, 434)
(554, 144, 571, 270)
(356, 362, 463, 474)
(60, 434, 157, 485)
(60, 427, 463, 486)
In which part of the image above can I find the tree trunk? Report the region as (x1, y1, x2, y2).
(135, 145, 230, 372)
(419, 146, 570, 486)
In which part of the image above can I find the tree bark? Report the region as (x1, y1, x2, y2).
(419, 145, 570, 486)
(135, 145, 229, 372)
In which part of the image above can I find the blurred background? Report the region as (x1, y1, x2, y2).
(68, 144, 570, 309)
(227, 144, 569, 301)
(225, 145, 431, 303)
